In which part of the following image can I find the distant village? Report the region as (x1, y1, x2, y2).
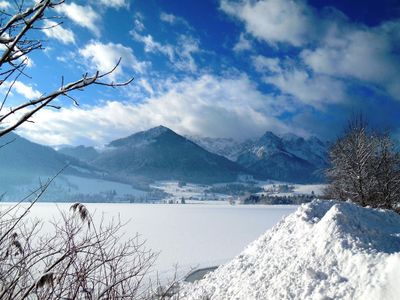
(34, 181, 319, 205)
(242, 184, 317, 205)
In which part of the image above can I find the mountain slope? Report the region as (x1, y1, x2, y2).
(0, 132, 102, 188)
(187, 132, 328, 183)
(0, 133, 149, 201)
(236, 132, 328, 183)
(58, 145, 99, 163)
(187, 136, 250, 161)
(281, 133, 328, 169)
(181, 200, 400, 299)
(92, 126, 245, 183)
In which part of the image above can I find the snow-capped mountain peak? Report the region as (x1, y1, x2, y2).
(186, 135, 246, 161)
(187, 131, 329, 183)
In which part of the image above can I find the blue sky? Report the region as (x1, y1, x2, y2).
(2, 0, 400, 146)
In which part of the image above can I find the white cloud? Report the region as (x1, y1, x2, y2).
(14, 81, 41, 99)
(252, 55, 281, 73)
(0, 1, 11, 9)
(18, 74, 299, 146)
(2, 81, 42, 100)
(42, 20, 75, 44)
(134, 19, 145, 31)
(79, 41, 148, 79)
(252, 55, 346, 107)
(133, 12, 145, 31)
(174, 35, 200, 72)
(160, 12, 177, 24)
(131, 31, 175, 61)
(223, 0, 400, 101)
(220, 0, 315, 46)
(98, 0, 128, 9)
(301, 22, 400, 99)
(160, 12, 191, 28)
(139, 78, 154, 95)
(131, 31, 200, 72)
(233, 33, 252, 52)
(55, 3, 101, 36)
(264, 70, 346, 108)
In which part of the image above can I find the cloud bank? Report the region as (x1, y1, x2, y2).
(19, 74, 300, 146)
(221, 0, 400, 101)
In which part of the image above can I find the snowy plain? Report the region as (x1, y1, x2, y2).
(2, 174, 147, 201)
(3, 202, 297, 278)
(59, 175, 146, 196)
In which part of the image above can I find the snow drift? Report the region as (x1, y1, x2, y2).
(180, 200, 400, 299)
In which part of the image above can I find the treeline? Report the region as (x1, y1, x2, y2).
(244, 194, 316, 205)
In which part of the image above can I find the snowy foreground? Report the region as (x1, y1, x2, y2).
(179, 200, 400, 300)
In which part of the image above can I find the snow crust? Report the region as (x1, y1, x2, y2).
(180, 200, 400, 299)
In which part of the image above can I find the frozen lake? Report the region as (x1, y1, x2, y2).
(4, 203, 297, 278)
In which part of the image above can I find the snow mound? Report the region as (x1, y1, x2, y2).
(180, 200, 400, 300)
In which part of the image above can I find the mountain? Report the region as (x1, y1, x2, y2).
(0, 132, 100, 178)
(58, 145, 99, 163)
(1, 127, 328, 199)
(280, 133, 328, 168)
(188, 132, 329, 183)
(0, 132, 104, 194)
(92, 126, 245, 183)
(236, 132, 328, 183)
(187, 136, 252, 161)
(0, 133, 150, 201)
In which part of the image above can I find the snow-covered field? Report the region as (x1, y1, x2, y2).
(58, 175, 146, 196)
(4, 199, 397, 299)
(150, 181, 234, 203)
(258, 181, 326, 196)
(151, 180, 325, 204)
(180, 200, 400, 299)
(2, 175, 147, 201)
(292, 183, 326, 195)
(5, 203, 296, 278)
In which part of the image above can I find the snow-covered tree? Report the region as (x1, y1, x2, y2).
(372, 133, 400, 209)
(326, 116, 400, 211)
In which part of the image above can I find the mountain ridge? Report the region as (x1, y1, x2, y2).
(0, 132, 105, 195)
(58, 127, 329, 183)
(91, 126, 246, 184)
(187, 131, 329, 183)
